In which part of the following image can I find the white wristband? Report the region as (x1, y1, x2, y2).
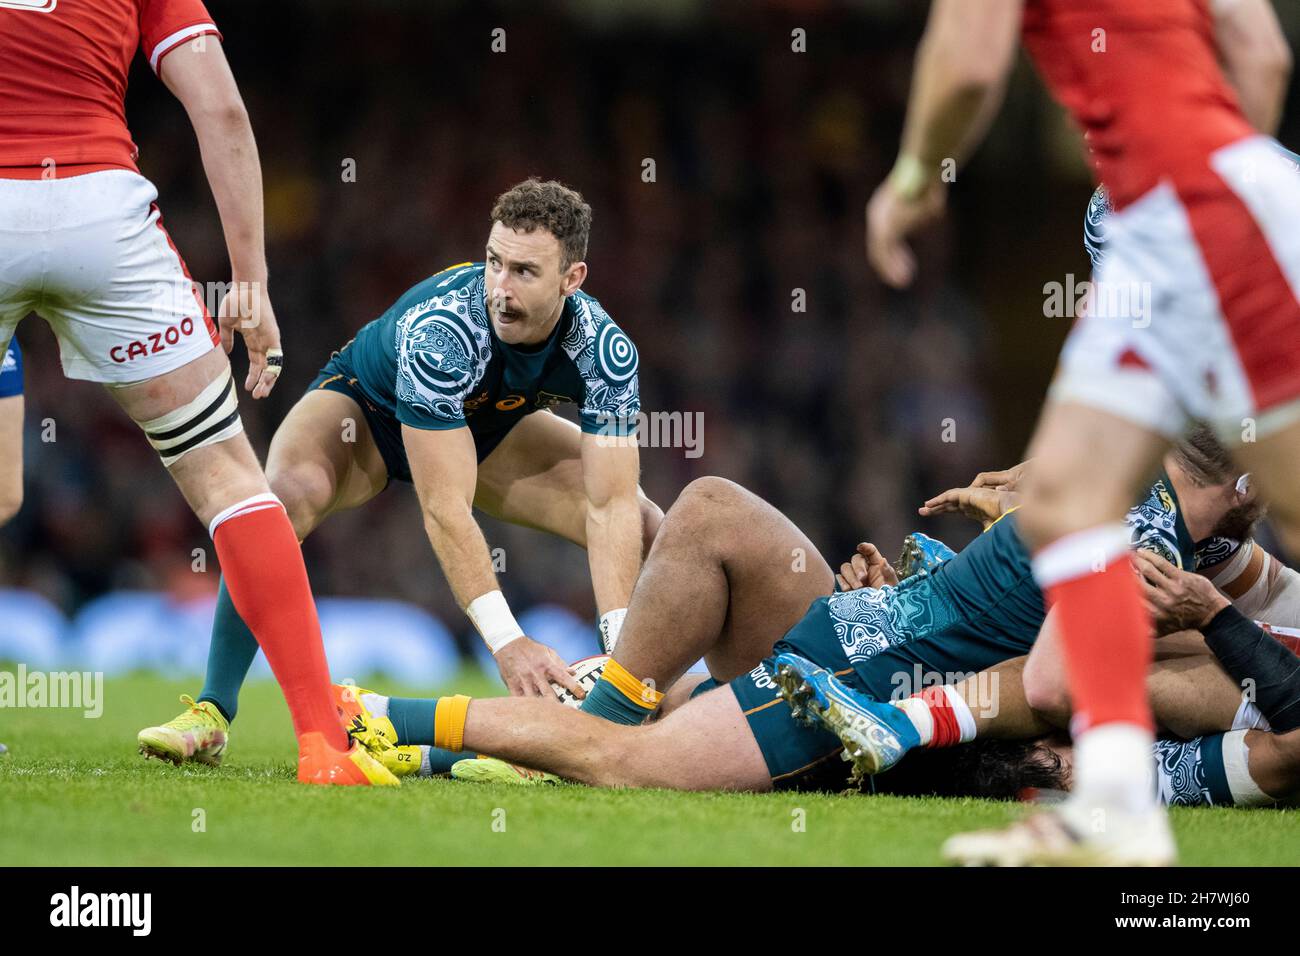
(467, 590, 524, 654)
(598, 608, 628, 654)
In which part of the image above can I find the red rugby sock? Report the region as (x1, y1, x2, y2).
(211, 494, 348, 751)
(1032, 525, 1153, 734)
(897, 686, 975, 748)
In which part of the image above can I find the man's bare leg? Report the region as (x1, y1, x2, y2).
(453, 685, 772, 791)
(1019, 626, 1246, 738)
(0, 390, 24, 527)
(136, 385, 392, 742)
(945, 635, 1247, 745)
(473, 410, 662, 553)
(611, 476, 834, 691)
(265, 388, 390, 539)
(109, 347, 391, 783)
(1244, 727, 1300, 799)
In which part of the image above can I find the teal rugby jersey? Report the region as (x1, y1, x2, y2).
(337, 263, 639, 457)
(828, 470, 1201, 692)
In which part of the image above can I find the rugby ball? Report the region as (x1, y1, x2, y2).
(552, 654, 609, 708)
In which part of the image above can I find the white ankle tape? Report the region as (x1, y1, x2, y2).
(1223, 729, 1276, 806)
(141, 370, 243, 467)
(208, 492, 283, 538)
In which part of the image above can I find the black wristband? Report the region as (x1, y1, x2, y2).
(1201, 602, 1300, 733)
(1202, 603, 1252, 641)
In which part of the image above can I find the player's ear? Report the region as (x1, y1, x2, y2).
(562, 260, 587, 297)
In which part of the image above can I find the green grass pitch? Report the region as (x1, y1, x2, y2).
(0, 672, 1293, 866)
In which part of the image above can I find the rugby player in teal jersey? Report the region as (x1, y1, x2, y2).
(137, 179, 663, 768)
(337, 432, 1272, 798)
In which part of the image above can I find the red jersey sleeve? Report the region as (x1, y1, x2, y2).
(139, 0, 223, 74)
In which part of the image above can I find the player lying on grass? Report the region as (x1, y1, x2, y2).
(339, 430, 1269, 795)
(777, 454, 1300, 813)
(821, 555, 1300, 811)
(138, 179, 663, 769)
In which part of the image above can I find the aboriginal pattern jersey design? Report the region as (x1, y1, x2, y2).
(339, 262, 640, 446)
(825, 471, 1201, 692)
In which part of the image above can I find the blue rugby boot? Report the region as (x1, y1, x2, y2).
(772, 653, 920, 781)
(896, 531, 957, 580)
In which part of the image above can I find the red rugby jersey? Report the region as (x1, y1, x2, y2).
(1022, 0, 1253, 208)
(0, 0, 221, 176)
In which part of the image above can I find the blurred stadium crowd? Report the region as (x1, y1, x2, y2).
(3, 0, 1298, 673)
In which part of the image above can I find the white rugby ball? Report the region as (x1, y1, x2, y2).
(552, 654, 609, 708)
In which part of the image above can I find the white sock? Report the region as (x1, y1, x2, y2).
(944, 686, 977, 743)
(1072, 722, 1158, 816)
(361, 693, 389, 720)
(1223, 730, 1277, 807)
(894, 697, 933, 745)
(893, 687, 975, 747)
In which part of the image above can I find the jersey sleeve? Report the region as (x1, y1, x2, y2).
(569, 299, 640, 436)
(0, 342, 22, 399)
(139, 0, 222, 74)
(393, 307, 486, 431)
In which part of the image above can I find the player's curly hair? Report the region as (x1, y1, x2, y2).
(490, 178, 592, 268)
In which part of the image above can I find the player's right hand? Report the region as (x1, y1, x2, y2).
(217, 279, 282, 399)
(837, 542, 900, 591)
(865, 178, 946, 289)
(494, 636, 585, 699)
(918, 485, 1015, 527)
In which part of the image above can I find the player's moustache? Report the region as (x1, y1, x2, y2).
(491, 289, 521, 318)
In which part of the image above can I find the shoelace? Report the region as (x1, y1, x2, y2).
(347, 715, 394, 755)
(167, 695, 215, 731)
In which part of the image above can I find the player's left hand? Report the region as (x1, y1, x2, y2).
(1134, 549, 1230, 636)
(217, 279, 283, 399)
(865, 178, 946, 289)
(837, 542, 900, 591)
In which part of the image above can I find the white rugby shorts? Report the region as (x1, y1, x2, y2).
(0, 169, 220, 384)
(1051, 136, 1300, 444)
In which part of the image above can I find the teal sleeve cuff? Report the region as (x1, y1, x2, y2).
(397, 412, 468, 431)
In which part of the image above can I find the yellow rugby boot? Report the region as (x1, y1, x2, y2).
(375, 743, 426, 778)
(450, 756, 561, 786)
(138, 695, 229, 766)
(331, 683, 398, 744)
